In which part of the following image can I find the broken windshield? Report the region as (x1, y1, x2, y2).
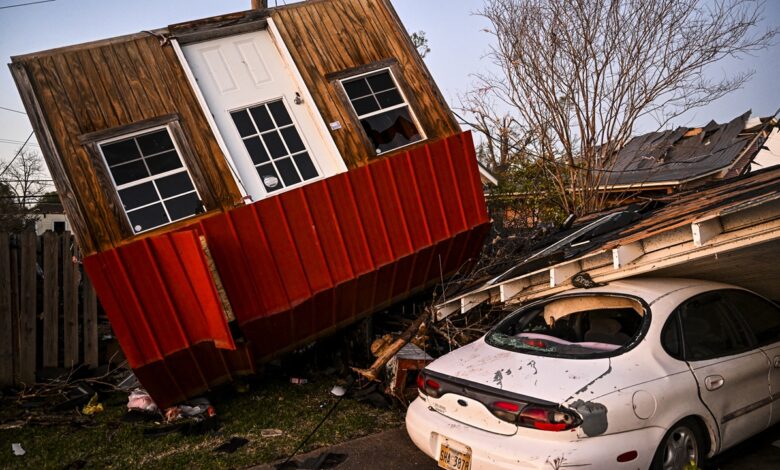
(486, 295, 647, 358)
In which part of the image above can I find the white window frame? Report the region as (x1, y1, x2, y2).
(97, 124, 204, 234)
(227, 96, 324, 195)
(339, 67, 426, 154)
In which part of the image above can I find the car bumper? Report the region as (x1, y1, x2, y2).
(405, 397, 664, 470)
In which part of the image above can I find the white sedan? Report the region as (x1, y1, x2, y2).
(406, 278, 780, 469)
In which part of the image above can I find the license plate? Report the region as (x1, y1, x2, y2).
(438, 443, 471, 470)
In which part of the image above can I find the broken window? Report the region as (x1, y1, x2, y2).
(230, 99, 319, 193)
(99, 127, 203, 234)
(486, 295, 645, 358)
(341, 69, 423, 154)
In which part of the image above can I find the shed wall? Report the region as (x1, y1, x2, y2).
(11, 35, 243, 256)
(271, 0, 460, 168)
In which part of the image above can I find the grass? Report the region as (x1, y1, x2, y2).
(0, 375, 405, 469)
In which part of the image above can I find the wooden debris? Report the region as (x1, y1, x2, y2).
(352, 309, 430, 382)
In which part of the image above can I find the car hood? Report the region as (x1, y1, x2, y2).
(426, 338, 613, 405)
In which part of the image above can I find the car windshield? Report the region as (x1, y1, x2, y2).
(486, 295, 646, 358)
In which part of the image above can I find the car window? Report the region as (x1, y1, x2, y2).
(661, 313, 682, 360)
(722, 290, 780, 346)
(680, 292, 751, 361)
(486, 295, 646, 358)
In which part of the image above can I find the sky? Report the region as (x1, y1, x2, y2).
(0, 0, 778, 172)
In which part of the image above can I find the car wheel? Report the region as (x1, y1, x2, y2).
(651, 419, 705, 470)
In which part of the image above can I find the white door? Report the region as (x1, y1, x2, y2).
(182, 30, 343, 201)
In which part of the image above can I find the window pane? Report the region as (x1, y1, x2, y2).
(661, 315, 682, 359)
(263, 131, 288, 159)
(110, 160, 149, 186)
(249, 105, 274, 133)
(243, 136, 270, 165)
(155, 171, 195, 199)
(343, 78, 371, 99)
(376, 89, 403, 109)
(164, 192, 202, 221)
(136, 130, 174, 155)
(725, 291, 780, 345)
(293, 153, 318, 181)
(268, 100, 292, 127)
(127, 203, 168, 233)
(367, 71, 395, 93)
(231, 110, 256, 137)
(102, 139, 140, 166)
(256, 163, 281, 192)
(280, 127, 305, 154)
(119, 182, 158, 210)
(681, 293, 750, 360)
(146, 151, 183, 175)
(351, 96, 380, 116)
(276, 157, 301, 186)
(360, 107, 421, 153)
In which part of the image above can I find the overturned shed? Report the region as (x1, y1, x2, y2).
(437, 166, 780, 320)
(10, 0, 490, 406)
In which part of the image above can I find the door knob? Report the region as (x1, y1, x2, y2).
(773, 356, 780, 369)
(704, 375, 725, 391)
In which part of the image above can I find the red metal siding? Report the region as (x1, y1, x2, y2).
(84, 131, 490, 407)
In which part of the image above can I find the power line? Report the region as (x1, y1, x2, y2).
(0, 0, 55, 10)
(0, 139, 39, 147)
(0, 131, 34, 178)
(0, 106, 26, 115)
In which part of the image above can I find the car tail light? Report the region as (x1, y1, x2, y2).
(416, 372, 442, 398)
(490, 402, 580, 431)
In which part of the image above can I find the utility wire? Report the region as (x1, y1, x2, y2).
(0, 106, 26, 115)
(0, 0, 55, 10)
(0, 131, 34, 178)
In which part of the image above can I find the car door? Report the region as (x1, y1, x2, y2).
(721, 290, 780, 426)
(678, 291, 771, 451)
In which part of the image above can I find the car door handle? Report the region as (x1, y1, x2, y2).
(704, 375, 725, 391)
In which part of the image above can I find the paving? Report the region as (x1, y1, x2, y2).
(254, 422, 780, 469)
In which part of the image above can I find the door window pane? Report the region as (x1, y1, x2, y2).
(680, 292, 751, 361)
(230, 99, 320, 193)
(724, 290, 780, 346)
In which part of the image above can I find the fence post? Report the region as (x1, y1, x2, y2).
(82, 257, 98, 368)
(42, 231, 59, 368)
(0, 233, 12, 386)
(19, 231, 36, 384)
(62, 232, 79, 368)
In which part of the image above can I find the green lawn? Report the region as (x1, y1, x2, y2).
(0, 376, 404, 469)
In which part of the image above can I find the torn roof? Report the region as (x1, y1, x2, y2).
(437, 165, 780, 318)
(602, 110, 777, 188)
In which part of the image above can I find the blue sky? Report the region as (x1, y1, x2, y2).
(0, 0, 778, 165)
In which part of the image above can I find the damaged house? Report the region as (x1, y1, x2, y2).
(10, 0, 490, 407)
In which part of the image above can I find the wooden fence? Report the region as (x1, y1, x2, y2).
(0, 231, 100, 387)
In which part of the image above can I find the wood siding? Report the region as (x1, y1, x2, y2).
(271, 0, 460, 168)
(11, 35, 242, 256)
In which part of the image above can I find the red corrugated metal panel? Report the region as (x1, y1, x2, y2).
(84, 131, 490, 407)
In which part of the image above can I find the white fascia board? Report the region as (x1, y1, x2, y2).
(499, 278, 531, 302)
(692, 217, 723, 247)
(550, 260, 582, 287)
(612, 241, 645, 268)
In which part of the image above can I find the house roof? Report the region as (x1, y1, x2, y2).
(602, 111, 775, 188)
(435, 165, 780, 319)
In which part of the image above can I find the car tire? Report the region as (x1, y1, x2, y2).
(650, 418, 705, 470)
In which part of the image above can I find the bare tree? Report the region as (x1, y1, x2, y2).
(468, 0, 777, 216)
(0, 149, 50, 231)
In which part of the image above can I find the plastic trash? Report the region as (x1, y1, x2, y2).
(11, 443, 25, 456)
(82, 394, 104, 415)
(127, 389, 158, 413)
